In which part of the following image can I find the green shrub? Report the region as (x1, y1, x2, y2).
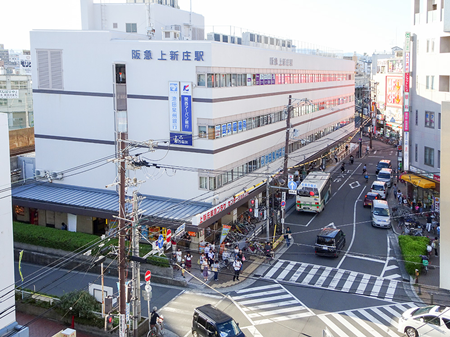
(14, 222, 169, 267)
(398, 235, 430, 275)
(57, 290, 100, 320)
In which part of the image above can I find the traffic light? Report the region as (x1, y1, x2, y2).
(248, 198, 255, 213)
(105, 314, 113, 331)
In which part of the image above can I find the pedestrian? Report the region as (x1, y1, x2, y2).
(432, 237, 439, 256)
(426, 214, 432, 232)
(172, 253, 177, 270)
(176, 248, 182, 268)
(208, 249, 215, 266)
(285, 226, 292, 247)
(234, 245, 239, 260)
(202, 259, 209, 282)
(204, 243, 210, 256)
(181, 259, 186, 278)
(437, 224, 440, 237)
(199, 253, 206, 271)
(61, 222, 67, 230)
(185, 252, 192, 272)
(233, 258, 242, 281)
(415, 269, 419, 284)
(345, 144, 349, 153)
(341, 162, 345, 173)
(334, 153, 338, 163)
(212, 260, 219, 281)
(393, 184, 398, 199)
(397, 191, 402, 205)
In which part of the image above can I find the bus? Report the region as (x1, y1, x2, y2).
(296, 172, 332, 213)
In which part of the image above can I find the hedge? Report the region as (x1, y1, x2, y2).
(398, 235, 430, 275)
(13, 222, 169, 267)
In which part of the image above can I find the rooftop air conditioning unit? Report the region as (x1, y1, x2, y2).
(35, 169, 45, 178)
(51, 172, 64, 180)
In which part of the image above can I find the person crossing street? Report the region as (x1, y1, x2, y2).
(232, 258, 242, 281)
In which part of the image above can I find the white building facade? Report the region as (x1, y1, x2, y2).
(410, 0, 450, 289)
(17, 1, 355, 237)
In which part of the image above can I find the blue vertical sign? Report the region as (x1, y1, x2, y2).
(168, 82, 180, 131)
(180, 82, 192, 132)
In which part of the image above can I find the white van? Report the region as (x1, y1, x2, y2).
(377, 168, 394, 187)
(371, 200, 391, 228)
(370, 181, 388, 199)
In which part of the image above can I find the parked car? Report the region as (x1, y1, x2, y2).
(398, 305, 450, 336)
(377, 168, 394, 187)
(371, 200, 391, 228)
(375, 159, 392, 174)
(363, 192, 381, 207)
(193, 304, 245, 337)
(370, 181, 388, 199)
(315, 223, 346, 258)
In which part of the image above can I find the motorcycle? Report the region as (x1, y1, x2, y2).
(420, 255, 429, 275)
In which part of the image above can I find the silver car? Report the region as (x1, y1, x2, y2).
(377, 168, 394, 187)
(398, 305, 450, 336)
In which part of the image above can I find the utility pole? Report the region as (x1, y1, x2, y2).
(131, 190, 143, 337)
(265, 175, 270, 242)
(283, 95, 292, 183)
(117, 132, 127, 335)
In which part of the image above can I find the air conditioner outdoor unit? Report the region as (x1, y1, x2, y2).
(51, 171, 64, 180)
(35, 169, 45, 178)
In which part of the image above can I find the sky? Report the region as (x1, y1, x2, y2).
(0, 0, 411, 54)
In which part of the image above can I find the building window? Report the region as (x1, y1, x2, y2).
(438, 112, 441, 129)
(197, 74, 206, 86)
(431, 75, 435, 90)
(198, 126, 207, 138)
(415, 144, 418, 162)
(415, 109, 418, 126)
(36, 49, 63, 90)
(209, 177, 216, 190)
(425, 111, 435, 128)
(427, 39, 435, 52)
(438, 150, 441, 168)
(424, 147, 434, 166)
(426, 76, 430, 89)
(199, 176, 208, 189)
(113, 23, 118, 29)
(126, 23, 137, 33)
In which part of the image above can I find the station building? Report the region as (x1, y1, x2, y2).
(12, 0, 355, 246)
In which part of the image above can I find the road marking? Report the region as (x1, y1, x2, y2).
(239, 294, 292, 306)
(384, 274, 401, 280)
(328, 269, 345, 289)
(380, 236, 391, 278)
(336, 184, 367, 269)
(241, 325, 263, 337)
(385, 280, 398, 300)
(371, 307, 398, 329)
(264, 260, 283, 278)
(276, 261, 295, 280)
(341, 271, 357, 292)
(318, 314, 351, 337)
(314, 267, 333, 287)
(344, 311, 386, 337)
(233, 289, 285, 300)
(236, 284, 276, 293)
(301, 265, 320, 284)
(289, 263, 307, 282)
(242, 300, 299, 311)
(346, 254, 386, 263)
(355, 274, 371, 294)
(349, 181, 360, 189)
(370, 278, 384, 297)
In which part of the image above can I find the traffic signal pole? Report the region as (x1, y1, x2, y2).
(118, 132, 127, 332)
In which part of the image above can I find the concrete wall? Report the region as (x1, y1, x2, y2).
(0, 113, 17, 331)
(440, 101, 450, 290)
(77, 215, 93, 234)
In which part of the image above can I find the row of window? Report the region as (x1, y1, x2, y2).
(199, 119, 352, 190)
(0, 81, 29, 90)
(197, 72, 352, 88)
(198, 95, 354, 139)
(414, 110, 441, 129)
(415, 145, 440, 168)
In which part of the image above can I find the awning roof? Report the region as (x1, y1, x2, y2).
(400, 173, 436, 189)
(12, 183, 211, 224)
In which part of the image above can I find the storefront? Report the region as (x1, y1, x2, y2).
(400, 173, 440, 212)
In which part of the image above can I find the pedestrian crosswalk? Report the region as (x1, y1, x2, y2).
(263, 259, 404, 301)
(317, 302, 416, 337)
(231, 283, 314, 325)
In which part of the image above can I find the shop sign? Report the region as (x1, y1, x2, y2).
(180, 82, 192, 132)
(0, 90, 18, 99)
(131, 49, 205, 62)
(220, 225, 231, 244)
(192, 191, 249, 226)
(433, 174, 440, 182)
(434, 196, 440, 213)
(168, 82, 180, 132)
(269, 57, 293, 66)
(170, 132, 192, 146)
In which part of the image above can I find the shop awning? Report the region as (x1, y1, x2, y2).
(401, 173, 436, 189)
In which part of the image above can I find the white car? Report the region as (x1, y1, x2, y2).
(398, 305, 450, 336)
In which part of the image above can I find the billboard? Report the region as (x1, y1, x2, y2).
(168, 82, 180, 131)
(19, 55, 31, 75)
(386, 76, 403, 108)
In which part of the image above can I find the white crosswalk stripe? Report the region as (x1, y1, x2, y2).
(262, 259, 404, 301)
(318, 302, 416, 337)
(232, 283, 313, 325)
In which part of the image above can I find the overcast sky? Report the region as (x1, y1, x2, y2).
(0, 0, 411, 54)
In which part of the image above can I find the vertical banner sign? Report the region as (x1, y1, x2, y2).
(19, 250, 24, 282)
(180, 82, 192, 132)
(168, 82, 180, 131)
(220, 225, 231, 244)
(403, 32, 411, 171)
